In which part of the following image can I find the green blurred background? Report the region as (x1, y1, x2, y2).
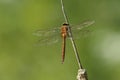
(0, 0, 120, 80)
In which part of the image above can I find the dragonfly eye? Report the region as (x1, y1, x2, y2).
(63, 23, 69, 26)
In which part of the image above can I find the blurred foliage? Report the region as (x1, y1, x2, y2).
(0, 0, 120, 80)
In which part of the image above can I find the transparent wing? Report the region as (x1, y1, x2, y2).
(33, 27, 60, 37)
(70, 20, 95, 39)
(33, 27, 61, 46)
(71, 20, 95, 30)
(35, 35, 61, 46)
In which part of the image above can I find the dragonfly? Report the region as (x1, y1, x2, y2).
(34, 20, 95, 63)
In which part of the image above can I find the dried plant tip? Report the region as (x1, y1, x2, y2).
(77, 69, 88, 80)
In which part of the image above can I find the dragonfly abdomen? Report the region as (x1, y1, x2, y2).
(61, 24, 69, 63)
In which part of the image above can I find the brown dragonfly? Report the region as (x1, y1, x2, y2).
(34, 20, 95, 63)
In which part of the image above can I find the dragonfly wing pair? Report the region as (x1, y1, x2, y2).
(34, 27, 61, 46)
(34, 20, 95, 45)
(70, 20, 95, 39)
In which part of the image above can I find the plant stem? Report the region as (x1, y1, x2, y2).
(60, 0, 89, 80)
(60, 0, 83, 69)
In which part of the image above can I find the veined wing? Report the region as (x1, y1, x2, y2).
(70, 20, 95, 39)
(33, 27, 60, 37)
(33, 27, 61, 46)
(71, 20, 95, 30)
(36, 34, 60, 46)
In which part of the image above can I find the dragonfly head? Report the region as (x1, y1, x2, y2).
(63, 23, 69, 26)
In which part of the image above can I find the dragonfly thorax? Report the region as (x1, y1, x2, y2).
(61, 25, 68, 38)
